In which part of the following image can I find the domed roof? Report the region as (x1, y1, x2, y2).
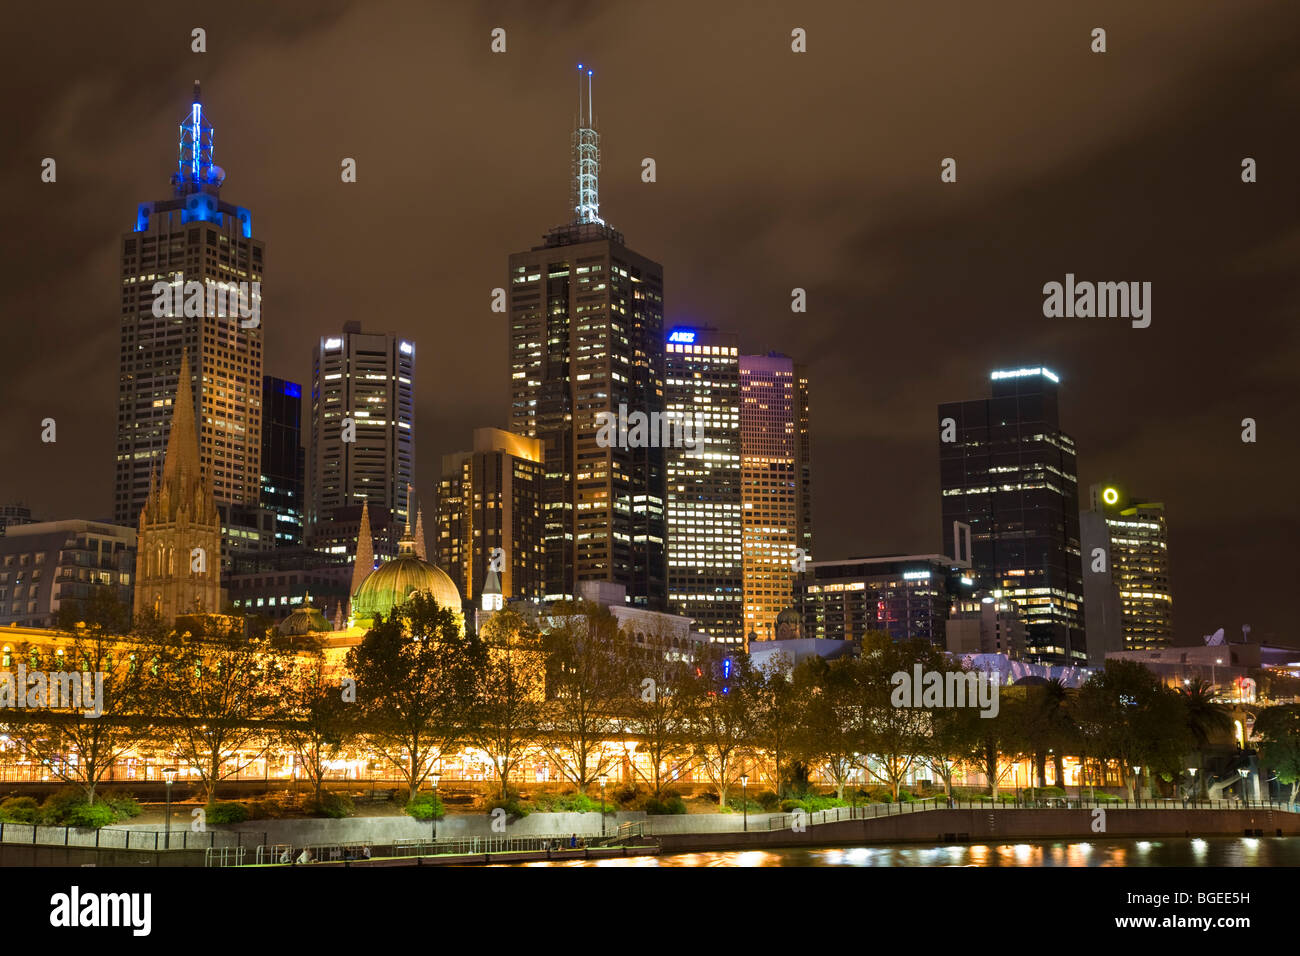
(776, 606, 802, 625)
(278, 595, 331, 636)
(352, 539, 462, 622)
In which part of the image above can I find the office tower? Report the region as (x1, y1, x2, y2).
(946, 594, 1026, 658)
(800, 555, 977, 645)
(938, 366, 1085, 666)
(506, 68, 666, 607)
(0, 505, 34, 536)
(739, 353, 813, 647)
(0, 521, 136, 627)
(1083, 483, 1173, 656)
(115, 83, 263, 525)
(133, 351, 224, 622)
(438, 427, 545, 606)
(261, 376, 305, 548)
(665, 327, 743, 643)
(307, 321, 415, 560)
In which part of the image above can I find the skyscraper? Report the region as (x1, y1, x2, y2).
(665, 327, 743, 643)
(115, 83, 263, 525)
(307, 321, 415, 560)
(939, 366, 1085, 666)
(739, 353, 813, 647)
(1082, 483, 1173, 656)
(506, 68, 666, 607)
(437, 427, 544, 607)
(261, 375, 305, 548)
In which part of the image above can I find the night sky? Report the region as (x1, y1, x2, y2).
(2, 0, 1297, 646)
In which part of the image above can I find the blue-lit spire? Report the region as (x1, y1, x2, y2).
(572, 65, 604, 225)
(175, 81, 223, 192)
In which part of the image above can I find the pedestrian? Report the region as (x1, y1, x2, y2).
(569, 833, 577, 849)
(297, 847, 312, 865)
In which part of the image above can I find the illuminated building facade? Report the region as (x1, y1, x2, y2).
(506, 69, 666, 607)
(1084, 483, 1173, 653)
(938, 367, 1085, 666)
(438, 427, 545, 606)
(800, 555, 977, 645)
(0, 521, 136, 628)
(115, 83, 263, 525)
(740, 353, 812, 645)
(664, 327, 742, 644)
(307, 321, 414, 561)
(261, 376, 305, 548)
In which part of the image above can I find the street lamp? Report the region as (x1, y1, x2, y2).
(1132, 765, 1142, 805)
(430, 772, 442, 844)
(1239, 767, 1250, 806)
(1188, 767, 1198, 804)
(740, 774, 749, 832)
(161, 767, 177, 850)
(599, 774, 609, 837)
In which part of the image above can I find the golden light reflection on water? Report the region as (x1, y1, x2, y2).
(505, 837, 1297, 866)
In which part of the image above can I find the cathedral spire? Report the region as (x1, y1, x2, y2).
(162, 350, 201, 488)
(413, 504, 428, 561)
(351, 498, 375, 600)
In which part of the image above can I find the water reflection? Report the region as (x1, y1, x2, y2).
(512, 837, 1300, 867)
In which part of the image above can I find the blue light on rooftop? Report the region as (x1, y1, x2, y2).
(282, 382, 301, 398)
(667, 329, 696, 344)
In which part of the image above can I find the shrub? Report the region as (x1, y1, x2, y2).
(404, 793, 447, 821)
(64, 802, 116, 829)
(614, 785, 640, 806)
(100, 791, 142, 819)
(38, 788, 89, 825)
(726, 796, 761, 813)
(757, 789, 781, 811)
(0, 796, 40, 824)
(486, 794, 529, 818)
(643, 796, 688, 815)
(205, 801, 250, 824)
(305, 791, 354, 819)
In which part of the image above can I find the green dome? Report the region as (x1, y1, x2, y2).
(278, 598, 331, 637)
(352, 553, 462, 622)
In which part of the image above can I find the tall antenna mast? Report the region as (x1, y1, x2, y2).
(572, 64, 604, 225)
(176, 81, 216, 192)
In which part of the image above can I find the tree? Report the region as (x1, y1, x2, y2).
(1075, 659, 1191, 799)
(623, 642, 696, 799)
(1180, 677, 1232, 797)
(277, 651, 358, 804)
(960, 686, 1028, 800)
(8, 614, 160, 803)
(1019, 678, 1076, 789)
(345, 593, 486, 801)
(1254, 705, 1300, 805)
(751, 652, 804, 797)
(540, 601, 631, 793)
(151, 616, 291, 805)
(793, 656, 859, 800)
(851, 633, 947, 800)
(468, 606, 546, 799)
(686, 644, 761, 806)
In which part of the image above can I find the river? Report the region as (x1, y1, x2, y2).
(511, 836, 1300, 866)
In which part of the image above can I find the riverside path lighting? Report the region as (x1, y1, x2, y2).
(162, 767, 177, 850)
(431, 772, 442, 843)
(1188, 767, 1198, 804)
(1240, 767, 1250, 806)
(600, 774, 609, 837)
(740, 775, 749, 832)
(1132, 766, 1141, 805)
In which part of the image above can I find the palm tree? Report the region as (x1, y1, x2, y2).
(1180, 678, 1232, 798)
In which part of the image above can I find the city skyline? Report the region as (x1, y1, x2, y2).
(2, 1, 1298, 646)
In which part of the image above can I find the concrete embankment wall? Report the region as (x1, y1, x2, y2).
(654, 807, 1300, 853)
